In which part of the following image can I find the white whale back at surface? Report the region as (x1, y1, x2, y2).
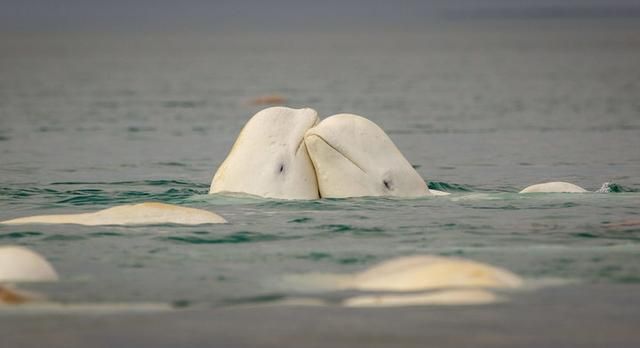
(210, 107, 320, 199)
(351, 255, 523, 291)
(0, 246, 58, 283)
(304, 114, 431, 198)
(278, 255, 522, 307)
(520, 181, 588, 193)
(281, 255, 522, 292)
(0, 202, 226, 226)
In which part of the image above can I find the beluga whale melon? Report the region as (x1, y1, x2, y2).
(0, 202, 226, 226)
(210, 107, 320, 199)
(304, 113, 441, 198)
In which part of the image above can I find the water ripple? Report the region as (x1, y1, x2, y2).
(161, 231, 291, 244)
(0, 231, 43, 239)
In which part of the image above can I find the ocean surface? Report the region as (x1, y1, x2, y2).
(1, 19, 639, 346)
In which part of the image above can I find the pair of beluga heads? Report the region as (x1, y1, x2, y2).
(210, 106, 450, 200)
(211, 106, 588, 198)
(0, 106, 588, 227)
(1, 107, 435, 227)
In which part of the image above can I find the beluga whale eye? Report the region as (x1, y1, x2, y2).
(278, 163, 285, 174)
(383, 179, 392, 190)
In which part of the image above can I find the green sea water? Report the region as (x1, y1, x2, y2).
(1, 21, 639, 310)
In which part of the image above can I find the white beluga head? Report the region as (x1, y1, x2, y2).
(210, 107, 320, 199)
(0, 246, 58, 283)
(304, 114, 430, 198)
(0, 246, 58, 305)
(520, 181, 588, 193)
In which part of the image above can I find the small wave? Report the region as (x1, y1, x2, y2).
(596, 182, 638, 193)
(155, 162, 187, 167)
(161, 231, 290, 244)
(57, 195, 127, 205)
(336, 255, 377, 265)
(295, 252, 332, 261)
(42, 234, 87, 241)
(316, 224, 386, 236)
(89, 231, 125, 237)
(471, 204, 521, 210)
(49, 180, 208, 188)
(0, 231, 43, 239)
(427, 181, 474, 193)
(295, 252, 377, 265)
(1, 180, 209, 206)
(288, 217, 313, 223)
(533, 202, 580, 209)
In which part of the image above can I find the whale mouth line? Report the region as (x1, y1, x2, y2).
(294, 136, 306, 156)
(294, 115, 320, 156)
(306, 133, 367, 174)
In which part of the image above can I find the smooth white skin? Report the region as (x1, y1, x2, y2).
(520, 181, 588, 193)
(351, 255, 522, 291)
(0, 202, 226, 226)
(0, 246, 58, 283)
(304, 114, 430, 198)
(210, 107, 320, 199)
(281, 255, 522, 292)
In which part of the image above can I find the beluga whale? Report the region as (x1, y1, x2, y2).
(304, 113, 446, 198)
(520, 181, 588, 193)
(0, 246, 58, 305)
(210, 107, 320, 199)
(278, 255, 523, 307)
(0, 202, 226, 226)
(0, 246, 58, 283)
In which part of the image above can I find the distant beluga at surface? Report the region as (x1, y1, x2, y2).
(519, 181, 588, 193)
(304, 114, 447, 198)
(348, 255, 522, 291)
(279, 255, 522, 307)
(210, 107, 320, 199)
(0, 202, 226, 226)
